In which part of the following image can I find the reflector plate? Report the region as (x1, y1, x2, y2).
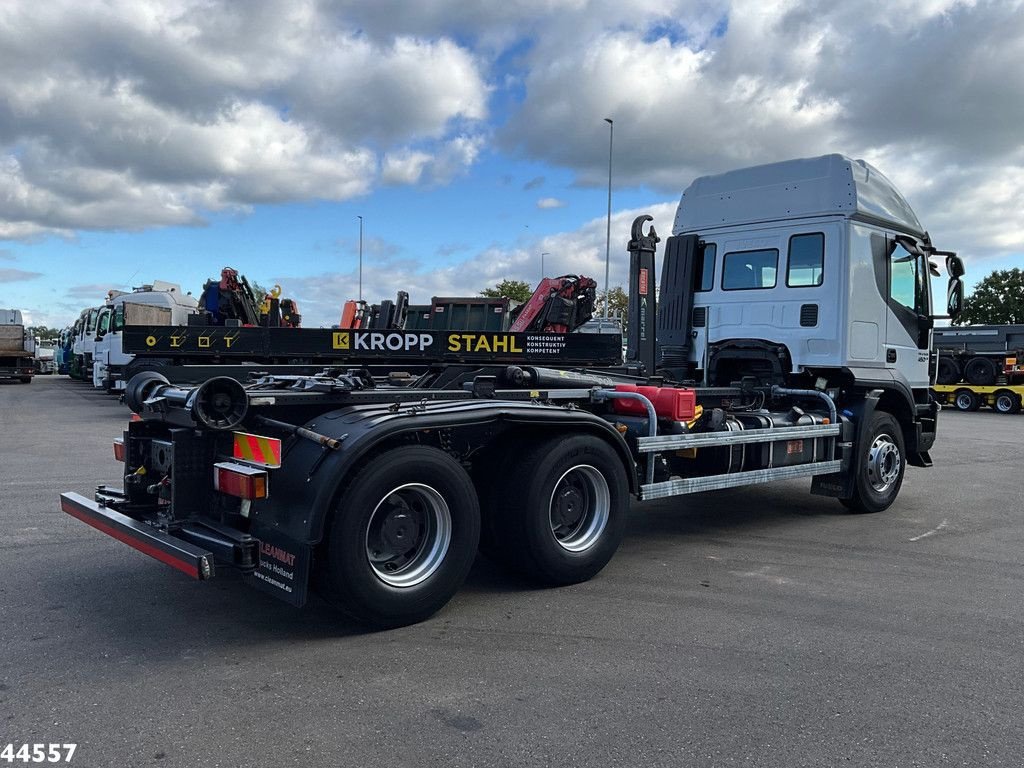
(232, 432, 282, 468)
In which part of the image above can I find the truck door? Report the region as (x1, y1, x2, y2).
(884, 239, 931, 389)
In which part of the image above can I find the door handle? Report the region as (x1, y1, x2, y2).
(886, 349, 897, 363)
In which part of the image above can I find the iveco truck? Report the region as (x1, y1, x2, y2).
(61, 154, 964, 628)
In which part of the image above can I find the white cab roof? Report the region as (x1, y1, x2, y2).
(673, 154, 924, 237)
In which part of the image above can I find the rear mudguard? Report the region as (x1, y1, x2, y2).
(247, 399, 636, 552)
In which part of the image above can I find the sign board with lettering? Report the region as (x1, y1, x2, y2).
(244, 531, 311, 607)
(123, 327, 623, 366)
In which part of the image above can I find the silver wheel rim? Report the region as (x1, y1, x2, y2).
(955, 393, 973, 410)
(995, 395, 1013, 413)
(548, 464, 610, 553)
(866, 433, 901, 493)
(365, 483, 452, 588)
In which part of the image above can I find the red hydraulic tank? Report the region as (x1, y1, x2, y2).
(610, 384, 696, 421)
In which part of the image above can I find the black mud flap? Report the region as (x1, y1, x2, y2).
(243, 529, 311, 607)
(908, 450, 933, 468)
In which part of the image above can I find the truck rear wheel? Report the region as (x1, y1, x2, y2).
(936, 356, 961, 385)
(953, 389, 980, 412)
(964, 356, 997, 386)
(994, 390, 1021, 414)
(841, 411, 906, 514)
(490, 435, 629, 586)
(319, 446, 480, 628)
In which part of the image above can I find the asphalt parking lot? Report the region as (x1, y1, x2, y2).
(2, 375, 1023, 767)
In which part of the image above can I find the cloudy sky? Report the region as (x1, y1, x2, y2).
(3, 0, 1023, 328)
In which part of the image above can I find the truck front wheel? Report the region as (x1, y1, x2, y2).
(319, 446, 480, 628)
(841, 411, 906, 514)
(490, 435, 629, 586)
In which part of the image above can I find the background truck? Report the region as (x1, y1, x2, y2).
(91, 282, 198, 392)
(933, 324, 1024, 385)
(931, 324, 1024, 414)
(34, 337, 56, 375)
(69, 305, 102, 381)
(0, 309, 36, 383)
(61, 154, 965, 629)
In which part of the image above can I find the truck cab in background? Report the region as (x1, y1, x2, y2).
(655, 154, 963, 470)
(34, 338, 56, 374)
(70, 306, 101, 381)
(92, 282, 198, 391)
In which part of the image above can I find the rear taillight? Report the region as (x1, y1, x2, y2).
(214, 461, 268, 500)
(113, 438, 125, 462)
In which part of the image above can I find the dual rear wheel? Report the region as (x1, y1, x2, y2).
(319, 437, 629, 628)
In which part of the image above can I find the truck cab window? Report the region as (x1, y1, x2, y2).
(112, 306, 125, 332)
(787, 233, 824, 287)
(694, 243, 716, 292)
(97, 311, 111, 335)
(722, 249, 778, 290)
(889, 243, 923, 314)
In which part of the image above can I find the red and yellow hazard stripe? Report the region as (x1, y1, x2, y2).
(232, 432, 282, 468)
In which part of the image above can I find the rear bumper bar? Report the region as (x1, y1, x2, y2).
(60, 492, 215, 580)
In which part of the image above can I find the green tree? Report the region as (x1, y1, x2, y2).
(480, 279, 534, 302)
(26, 325, 59, 339)
(249, 280, 269, 307)
(595, 285, 628, 320)
(955, 268, 1024, 325)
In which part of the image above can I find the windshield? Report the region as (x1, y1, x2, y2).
(97, 309, 112, 335)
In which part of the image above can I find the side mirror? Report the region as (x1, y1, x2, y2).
(946, 254, 965, 279)
(947, 278, 964, 321)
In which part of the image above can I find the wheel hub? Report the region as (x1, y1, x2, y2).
(365, 484, 452, 588)
(379, 509, 421, 551)
(553, 486, 585, 529)
(866, 434, 901, 492)
(547, 464, 611, 553)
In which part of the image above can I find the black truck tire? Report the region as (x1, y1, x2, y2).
(964, 356, 997, 386)
(935, 356, 961, 385)
(953, 389, 980, 412)
(318, 446, 480, 628)
(841, 411, 906, 514)
(993, 390, 1021, 414)
(489, 434, 630, 586)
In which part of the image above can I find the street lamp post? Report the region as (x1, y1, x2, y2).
(357, 215, 363, 302)
(603, 118, 613, 323)
(540, 252, 550, 283)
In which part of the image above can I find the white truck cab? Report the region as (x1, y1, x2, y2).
(654, 154, 963, 471)
(70, 306, 101, 380)
(92, 282, 198, 391)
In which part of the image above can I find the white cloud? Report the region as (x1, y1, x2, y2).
(274, 200, 678, 327)
(0, 0, 488, 238)
(0, 267, 42, 282)
(499, 0, 1024, 257)
(537, 197, 567, 209)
